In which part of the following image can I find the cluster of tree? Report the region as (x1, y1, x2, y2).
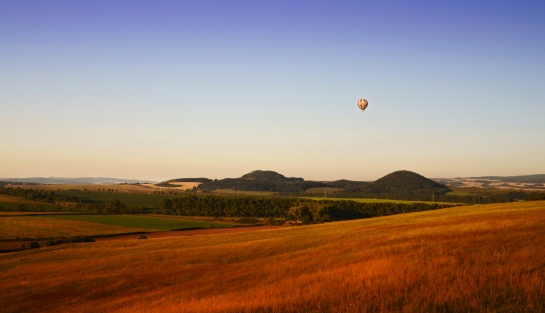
(190, 170, 454, 200)
(436, 191, 545, 204)
(182, 170, 325, 193)
(0, 200, 145, 214)
(45, 236, 95, 246)
(199, 178, 325, 193)
(0, 186, 81, 203)
(0, 186, 144, 214)
(162, 195, 454, 222)
(13, 237, 96, 252)
(327, 171, 451, 201)
(167, 178, 213, 183)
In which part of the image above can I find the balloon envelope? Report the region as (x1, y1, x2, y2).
(357, 98, 368, 111)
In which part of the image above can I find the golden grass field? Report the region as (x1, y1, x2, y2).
(0, 216, 152, 241)
(0, 195, 38, 203)
(5, 182, 201, 193)
(1, 201, 544, 312)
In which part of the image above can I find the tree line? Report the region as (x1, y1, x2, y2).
(0, 186, 144, 214)
(161, 195, 455, 221)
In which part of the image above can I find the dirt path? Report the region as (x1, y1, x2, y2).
(94, 226, 280, 242)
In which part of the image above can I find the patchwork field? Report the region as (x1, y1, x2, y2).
(212, 189, 275, 196)
(0, 216, 151, 241)
(0, 214, 235, 241)
(1, 201, 544, 312)
(4, 182, 202, 193)
(305, 196, 458, 205)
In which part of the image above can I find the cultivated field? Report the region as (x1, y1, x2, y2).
(0, 214, 235, 241)
(0, 195, 37, 203)
(0, 216, 152, 241)
(1, 201, 544, 312)
(212, 189, 275, 196)
(143, 182, 201, 191)
(4, 182, 201, 193)
(305, 196, 459, 205)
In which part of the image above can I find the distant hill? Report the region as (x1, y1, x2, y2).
(240, 170, 304, 182)
(372, 170, 447, 190)
(166, 178, 213, 184)
(192, 169, 449, 200)
(367, 170, 450, 196)
(0, 177, 156, 185)
(469, 174, 545, 184)
(326, 179, 370, 190)
(326, 170, 451, 200)
(198, 170, 324, 193)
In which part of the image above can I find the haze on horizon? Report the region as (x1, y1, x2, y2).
(1, 1, 544, 182)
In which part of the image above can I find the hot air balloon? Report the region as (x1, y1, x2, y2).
(357, 98, 368, 111)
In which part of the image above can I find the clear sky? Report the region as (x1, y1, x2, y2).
(1, 0, 544, 182)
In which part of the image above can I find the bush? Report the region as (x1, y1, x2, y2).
(321, 214, 332, 222)
(28, 241, 40, 249)
(236, 217, 261, 224)
(45, 236, 95, 246)
(139, 234, 148, 239)
(301, 215, 312, 225)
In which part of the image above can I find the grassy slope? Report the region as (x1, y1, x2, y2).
(43, 214, 234, 230)
(0, 216, 152, 240)
(1, 201, 544, 312)
(304, 196, 459, 205)
(0, 215, 235, 240)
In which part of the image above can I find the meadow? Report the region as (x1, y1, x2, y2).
(0, 216, 152, 241)
(43, 214, 235, 231)
(305, 196, 459, 205)
(212, 189, 276, 196)
(0, 201, 544, 312)
(0, 215, 235, 241)
(0, 195, 58, 212)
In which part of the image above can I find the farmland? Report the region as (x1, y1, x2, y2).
(305, 196, 459, 205)
(1, 201, 544, 312)
(43, 214, 235, 231)
(0, 215, 152, 241)
(0, 214, 236, 241)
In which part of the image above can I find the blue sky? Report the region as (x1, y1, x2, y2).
(1, 0, 544, 181)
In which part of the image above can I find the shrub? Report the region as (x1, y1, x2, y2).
(28, 241, 40, 249)
(321, 214, 332, 222)
(236, 217, 261, 224)
(139, 235, 148, 239)
(266, 217, 278, 226)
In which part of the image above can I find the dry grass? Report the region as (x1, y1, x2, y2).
(0, 195, 37, 203)
(5, 182, 202, 193)
(0, 216, 152, 240)
(143, 182, 201, 191)
(0, 201, 544, 312)
(4, 184, 153, 193)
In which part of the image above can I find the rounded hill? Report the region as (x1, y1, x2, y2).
(366, 170, 450, 198)
(240, 170, 303, 183)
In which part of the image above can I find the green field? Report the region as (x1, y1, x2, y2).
(43, 214, 235, 230)
(0, 199, 57, 212)
(212, 189, 275, 196)
(54, 190, 180, 210)
(1, 201, 544, 312)
(304, 196, 459, 205)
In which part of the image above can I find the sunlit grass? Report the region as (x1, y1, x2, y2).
(304, 196, 458, 205)
(43, 214, 234, 230)
(1, 201, 544, 312)
(0, 216, 152, 240)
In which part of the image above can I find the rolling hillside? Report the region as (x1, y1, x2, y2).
(1, 201, 543, 312)
(327, 170, 451, 200)
(197, 170, 326, 193)
(171, 169, 450, 200)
